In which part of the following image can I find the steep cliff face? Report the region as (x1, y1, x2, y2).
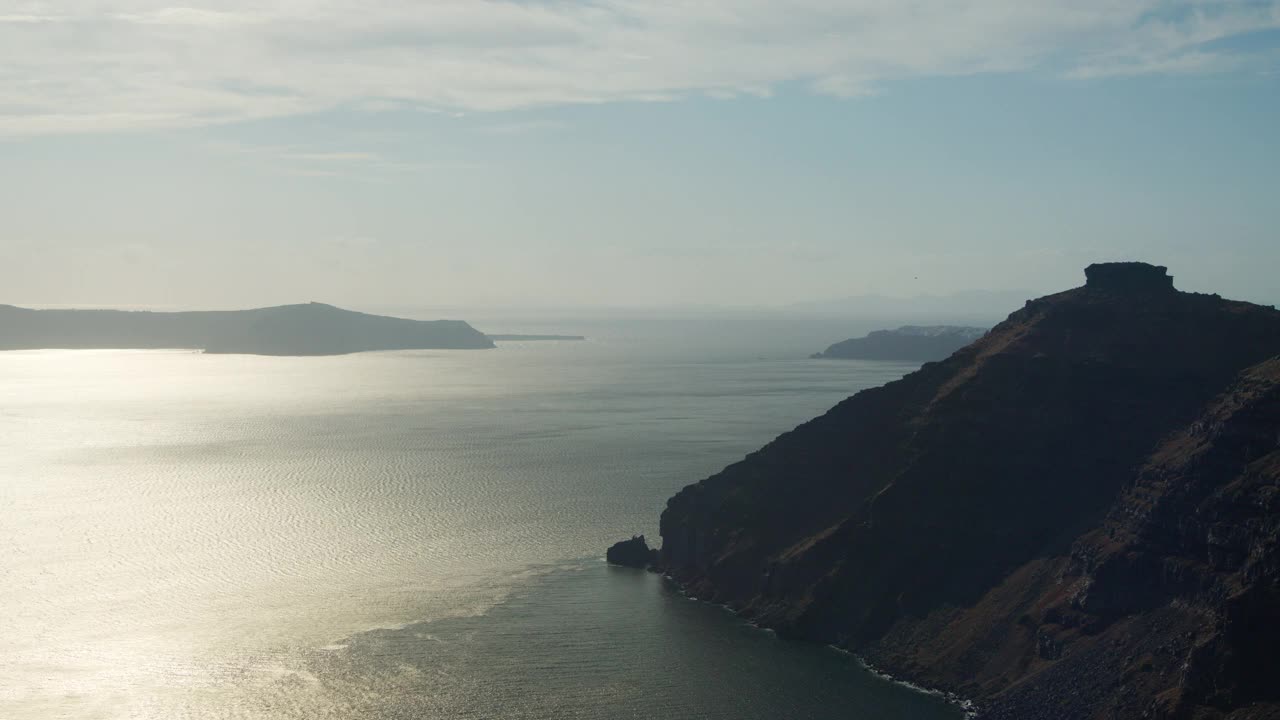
(656, 263, 1280, 718)
(864, 357, 1280, 719)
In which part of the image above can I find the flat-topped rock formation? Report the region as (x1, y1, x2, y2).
(0, 302, 495, 356)
(1084, 261, 1176, 293)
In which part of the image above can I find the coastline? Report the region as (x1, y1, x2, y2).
(839, 650, 978, 720)
(654, 569, 976, 719)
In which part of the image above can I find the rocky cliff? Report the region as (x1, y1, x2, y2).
(655, 263, 1280, 719)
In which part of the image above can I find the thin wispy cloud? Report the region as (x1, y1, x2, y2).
(0, 14, 66, 23)
(286, 151, 381, 163)
(203, 139, 480, 180)
(476, 120, 568, 135)
(2, 1, 1277, 135)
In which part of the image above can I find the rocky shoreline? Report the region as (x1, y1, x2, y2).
(641, 566, 980, 718)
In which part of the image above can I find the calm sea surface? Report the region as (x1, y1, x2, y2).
(0, 315, 960, 719)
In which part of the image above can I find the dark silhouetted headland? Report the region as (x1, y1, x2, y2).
(0, 302, 495, 355)
(812, 325, 987, 362)
(621, 262, 1280, 719)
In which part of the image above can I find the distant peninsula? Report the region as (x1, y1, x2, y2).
(812, 325, 987, 362)
(0, 302, 495, 356)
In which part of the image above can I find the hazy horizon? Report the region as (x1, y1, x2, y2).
(5, 278, 1275, 320)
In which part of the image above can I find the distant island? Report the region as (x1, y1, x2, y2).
(811, 325, 987, 362)
(486, 334, 586, 341)
(0, 302, 495, 356)
(619, 262, 1280, 719)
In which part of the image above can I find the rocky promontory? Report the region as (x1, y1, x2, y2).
(646, 262, 1280, 719)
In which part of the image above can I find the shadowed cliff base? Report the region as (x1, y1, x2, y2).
(0, 302, 495, 356)
(651, 262, 1280, 719)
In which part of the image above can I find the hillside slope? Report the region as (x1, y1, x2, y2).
(655, 263, 1280, 718)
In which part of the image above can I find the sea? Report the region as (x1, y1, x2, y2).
(0, 312, 963, 720)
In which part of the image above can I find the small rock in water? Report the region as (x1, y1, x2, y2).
(606, 535, 658, 569)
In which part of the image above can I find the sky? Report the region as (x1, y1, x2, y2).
(2, 1, 1278, 311)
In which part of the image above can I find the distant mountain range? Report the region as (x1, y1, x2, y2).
(812, 325, 987, 362)
(0, 302, 495, 356)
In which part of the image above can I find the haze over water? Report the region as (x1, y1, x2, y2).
(1, 315, 959, 719)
